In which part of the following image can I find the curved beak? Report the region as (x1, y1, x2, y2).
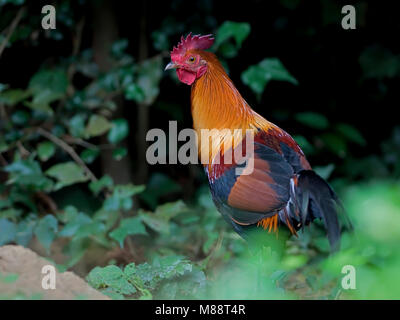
(164, 61, 178, 71)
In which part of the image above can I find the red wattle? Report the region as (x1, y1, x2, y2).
(177, 69, 197, 85)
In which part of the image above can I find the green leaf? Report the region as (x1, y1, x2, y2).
(321, 133, 347, 155)
(241, 58, 298, 99)
(0, 89, 31, 106)
(85, 114, 111, 138)
(135, 56, 163, 106)
(108, 119, 129, 144)
(59, 213, 92, 237)
(215, 21, 251, 49)
(103, 184, 145, 211)
(11, 110, 30, 126)
(37, 141, 56, 161)
(112, 147, 127, 160)
(15, 217, 36, 246)
(74, 221, 106, 239)
(139, 212, 170, 234)
(34, 215, 58, 252)
(46, 162, 89, 190)
(23, 100, 53, 115)
(29, 69, 68, 96)
(140, 173, 182, 209)
(109, 216, 148, 247)
(0, 219, 17, 245)
(295, 112, 329, 130)
(154, 200, 188, 220)
(293, 135, 315, 155)
(5, 158, 53, 190)
(111, 39, 128, 58)
(139, 201, 187, 235)
(80, 148, 100, 164)
(359, 45, 400, 80)
(27, 69, 69, 114)
(87, 265, 136, 295)
(68, 114, 86, 138)
(124, 83, 145, 102)
(335, 123, 366, 146)
(89, 175, 114, 196)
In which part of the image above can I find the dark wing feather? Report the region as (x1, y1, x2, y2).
(209, 141, 293, 225)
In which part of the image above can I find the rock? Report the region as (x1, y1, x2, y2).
(0, 245, 109, 300)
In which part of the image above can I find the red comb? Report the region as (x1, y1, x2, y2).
(171, 33, 214, 60)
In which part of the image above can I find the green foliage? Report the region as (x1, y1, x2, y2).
(214, 21, 251, 58)
(110, 217, 147, 247)
(242, 58, 298, 100)
(108, 119, 129, 144)
(295, 112, 329, 130)
(87, 255, 205, 299)
(46, 162, 89, 190)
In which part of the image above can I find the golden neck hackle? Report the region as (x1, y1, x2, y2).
(190, 51, 273, 164)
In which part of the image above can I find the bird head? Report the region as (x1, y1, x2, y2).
(165, 33, 214, 85)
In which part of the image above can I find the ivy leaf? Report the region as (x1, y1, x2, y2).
(15, 217, 36, 246)
(59, 212, 92, 237)
(321, 133, 347, 156)
(215, 21, 251, 50)
(241, 58, 298, 99)
(29, 69, 68, 97)
(89, 175, 114, 196)
(335, 123, 366, 146)
(103, 184, 145, 211)
(295, 112, 329, 130)
(139, 212, 170, 234)
(37, 141, 56, 161)
(87, 265, 137, 295)
(293, 135, 315, 156)
(68, 114, 86, 138)
(125, 83, 145, 102)
(27, 69, 69, 114)
(112, 147, 127, 160)
(135, 56, 163, 106)
(34, 215, 58, 252)
(108, 119, 129, 144)
(80, 148, 100, 164)
(5, 158, 53, 190)
(85, 114, 112, 138)
(154, 200, 188, 220)
(11, 110, 30, 126)
(0, 89, 31, 106)
(74, 221, 106, 240)
(0, 219, 17, 245)
(109, 216, 148, 247)
(46, 162, 89, 190)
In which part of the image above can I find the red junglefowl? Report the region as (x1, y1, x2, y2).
(165, 33, 343, 251)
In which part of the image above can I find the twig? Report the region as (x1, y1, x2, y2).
(63, 135, 98, 149)
(16, 141, 30, 157)
(0, 6, 26, 59)
(36, 127, 98, 182)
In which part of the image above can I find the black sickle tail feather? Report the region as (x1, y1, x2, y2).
(280, 170, 342, 252)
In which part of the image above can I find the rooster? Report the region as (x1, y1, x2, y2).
(165, 33, 343, 251)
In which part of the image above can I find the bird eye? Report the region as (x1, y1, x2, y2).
(188, 56, 196, 63)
